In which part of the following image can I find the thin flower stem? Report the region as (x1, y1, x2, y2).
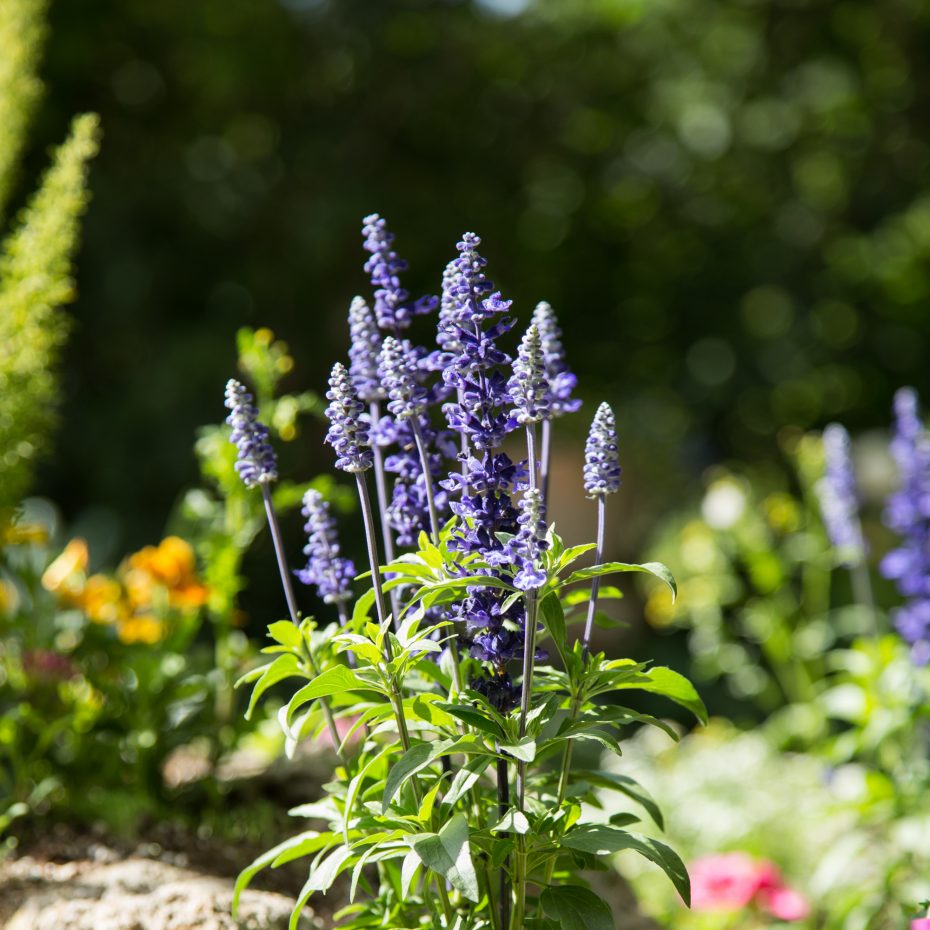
(582, 495, 607, 656)
(354, 473, 417, 774)
(540, 418, 552, 505)
(544, 493, 608, 888)
(260, 485, 345, 762)
(496, 751, 511, 930)
(513, 422, 541, 930)
(410, 416, 464, 695)
(851, 559, 876, 623)
(410, 417, 442, 542)
(369, 400, 401, 622)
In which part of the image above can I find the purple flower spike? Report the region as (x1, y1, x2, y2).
(225, 379, 278, 488)
(880, 388, 930, 663)
(584, 402, 621, 497)
(508, 488, 550, 591)
(380, 336, 428, 421)
(470, 671, 520, 713)
(532, 301, 580, 417)
(348, 296, 384, 403)
(508, 324, 550, 426)
(296, 489, 356, 604)
(362, 213, 436, 332)
(324, 362, 373, 474)
(818, 424, 866, 566)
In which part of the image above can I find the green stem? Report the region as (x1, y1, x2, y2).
(260, 484, 345, 763)
(355, 472, 419, 796)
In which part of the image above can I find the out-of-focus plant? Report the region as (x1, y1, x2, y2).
(629, 392, 930, 928)
(0, 0, 98, 519)
(608, 722, 930, 930)
(0, 327, 338, 837)
(645, 433, 860, 725)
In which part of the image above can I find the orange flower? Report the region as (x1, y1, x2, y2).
(123, 536, 208, 610)
(41, 539, 89, 605)
(80, 574, 124, 624)
(116, 614, 165, 645)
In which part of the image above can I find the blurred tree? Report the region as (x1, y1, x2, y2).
(0, 0, 98, 518)
(34, 0, 930, 547)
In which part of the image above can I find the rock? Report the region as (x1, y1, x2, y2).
(2, 856, 322, 930)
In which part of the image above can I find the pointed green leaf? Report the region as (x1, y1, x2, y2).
(242, 653, 302, 720)
(541, 885, 615, 930)
(500, 736, 536, 763)
(561, 826, 690, 905)
(563, 561, 676, 602)
(614, 666, 707, 725)
(284, 665, 369, 725)
(410, 813, 480, 903)
(576, 771, 664, 829)
(267, 620, 303, 649)
(382, 740, 452, 813)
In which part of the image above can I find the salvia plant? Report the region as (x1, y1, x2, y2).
(226, 218, 705, 930)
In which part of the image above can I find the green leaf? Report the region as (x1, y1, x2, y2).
(401, 850, 421, 901)
(561, 826, 690, 905)
(562, 585, 623, 607)
(232, 830, 320, 914)
(267, 619, 302, 649)
(541, 885, 615, 930)
(290, 845, 353, 929)
(539, 592, 567, 663)
(614, 667, 707, 725)
(437, 703, 505, 739)
(562, 561, 676, 602)
(410, 813, 480, 903)
(283, 665, 370, 725)
(576, 771, 664, 829)
(382, 740, 452, 813)
(491, 810, 531, 835)
(242, 654, 303, 720)
(500, 736, 536, 763)
(441, 757, 491, 809)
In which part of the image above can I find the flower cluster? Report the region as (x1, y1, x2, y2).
(531, 300, 580, 418)
(225, 379, 278, 488)
(325, 363, 373, 474)
(818, 423, 866, 565)
(296, 489, 355, 605)
(584, 402, 622, 497)
(42, 535, 208, 645)
(880, 388, 930, 664)
(362, 213, 436, 333)
(356, 218, 451, 546)
(689, 853, 810, 921)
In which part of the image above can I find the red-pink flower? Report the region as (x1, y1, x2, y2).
(759, 885, 811, 921)
(689, 852, 809, 922)
(911, 919, 930, 929)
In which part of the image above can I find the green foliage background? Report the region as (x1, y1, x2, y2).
(27, 0, 930, 545)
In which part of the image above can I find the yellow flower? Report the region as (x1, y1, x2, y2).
(41, 538, 89, 605)
(122, 566, 156, 611)
(80, 574, 124, 624)
(0, 579, 19, 616)
(117, 615, 165, 645)
(1, 521, 49, 546)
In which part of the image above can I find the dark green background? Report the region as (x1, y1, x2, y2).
(25, 0, 930, 550)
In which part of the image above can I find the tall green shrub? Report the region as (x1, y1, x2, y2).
(0, 0, 99, 517)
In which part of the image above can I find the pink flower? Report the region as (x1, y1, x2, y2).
(911, 920, 930, 929)
(689, 853, 809, 922)
(690, 853, 777, 910)
(760, 886, 811, 921)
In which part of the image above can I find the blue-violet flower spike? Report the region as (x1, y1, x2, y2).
(348, 296, 384, 403)
(584, 402, 621, 497)
(380, 336, 428, 421)
(818, 423, 866, 566)
(324, 362, 373, 473)
(880, 387, 930, 664)
(295, 489, 356, 604)
(508, 324, 550, 426)
(225, 378, 278, 488)
(532, 301, 580, 417)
